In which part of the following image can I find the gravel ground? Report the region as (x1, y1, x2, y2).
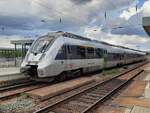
(0, 97, 35, 113)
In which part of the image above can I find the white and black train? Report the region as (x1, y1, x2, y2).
(20, 31, 146, 81)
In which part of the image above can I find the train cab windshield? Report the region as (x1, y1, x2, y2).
(31, 37, 54, 54)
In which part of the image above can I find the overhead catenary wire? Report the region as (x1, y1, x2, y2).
(34, 0, 125, 28)
(34, 0, 142, 32)
(34, 0, 89, 26)
(106, 1, 142, 31)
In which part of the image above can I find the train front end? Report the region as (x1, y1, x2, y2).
(20, 35, 56, 81)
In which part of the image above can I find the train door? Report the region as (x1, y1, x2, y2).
(85, 47, 95, 72)
(66, 45, 73, 71)
(103, 50, 108, 69)
(95, 48, 105, 70)
(66, 45, 78, 73)
(124, 52, 127, 64)
(65, 45, 86, 76)
(54, 44, 67, 75)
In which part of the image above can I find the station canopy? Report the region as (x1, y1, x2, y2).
(11, 39, 34, 46)
(10, 39, 34, 54)
(143, 17, 150, 37)
(10, 39, 34, 66)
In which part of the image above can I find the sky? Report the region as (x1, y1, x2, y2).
(0, 0, 150, 50)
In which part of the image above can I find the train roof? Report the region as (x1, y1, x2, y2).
(47, 31, 146, 54)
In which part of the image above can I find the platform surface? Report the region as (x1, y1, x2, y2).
(0, 67, 20, 76)
(122, 63, 150, 113)
(102, 63, 150, 113)
(130, 106, 150, 113)
(0, 67, 26, 81)
(27, 77, 94, 100)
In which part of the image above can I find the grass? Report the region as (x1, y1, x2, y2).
(102, 68, 120, 76)
(0, 50, 26, 58)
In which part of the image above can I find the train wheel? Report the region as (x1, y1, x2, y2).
(56, 72, 67, 82)
(78, 69, 83, 76)
(72, 69, 82, 78)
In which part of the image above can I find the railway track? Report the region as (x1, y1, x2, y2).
(0, 81, 50, 100)
(34, 62, 146, 113)
(0, 81, 37, 92)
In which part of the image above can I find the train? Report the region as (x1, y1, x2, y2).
(20, 31, 146, 82)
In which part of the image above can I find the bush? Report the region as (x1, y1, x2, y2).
(0, 50, 26, 58)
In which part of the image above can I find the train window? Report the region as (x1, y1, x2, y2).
(31, 37, 54, 54)
(68, 45, 78, 59)
(95, 48, 103, 58)
(107, 53, 113, 61)
(77, 46, 86, 59)
(67, 45, 86, 59)
(104, 50, 105, 54)
(103, 50, 107, 55)
(55, 45, 67, 60)
(119, 53, 122, 60)
(67, 45, 71, 54)
(87, 47, 94, 59)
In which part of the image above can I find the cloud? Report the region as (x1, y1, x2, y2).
(71, 0, 93, 5)
(0, 0, 142, 36)
(120, 7, 140, 20)
(0, 0, 149, 51)
(118, 0, 150, 23)
(31, 0, 137, 25)
(142, 0, 150, 16)
(0, 35, 31, 48)
(0, 0, 32, 16)
(83, 26, 150, 51)
(100, 0, 150, 36)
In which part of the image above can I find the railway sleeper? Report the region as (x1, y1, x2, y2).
(85, 93, 100, 98)
(86, 92, 102, 96)
(91, 90, 111, 94)
(58, 102, 87, 112)
(89, 92, 110, 97)
(52, 107, 73, 113)
(68, 100, 91, 108)
(96, 87, 117, 90)
(76, 97, 96, 104)
(95, 85, 115, 90)
(80, 95, 99, 100)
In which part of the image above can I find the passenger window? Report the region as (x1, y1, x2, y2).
(77, 46, 86, 59)
(68, 45, 77, 59)
(87, 47, 94, 59)
(67, 45, 71, 54)
(67, 45, 86, 59)
(55, 45, 66, 60)
(95, 48, 103, 58)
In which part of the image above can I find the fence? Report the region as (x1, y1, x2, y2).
(0, 49, 25, 67)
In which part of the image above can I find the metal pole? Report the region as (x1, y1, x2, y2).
(22, 44, 24, 62)
(15, 44, 16, 66)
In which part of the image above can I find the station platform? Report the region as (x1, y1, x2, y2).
(98, 63, 150, 113)
(92, 63, 150, 113)
(0, 67, 26, 82)
(123, 72, 150, 113)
